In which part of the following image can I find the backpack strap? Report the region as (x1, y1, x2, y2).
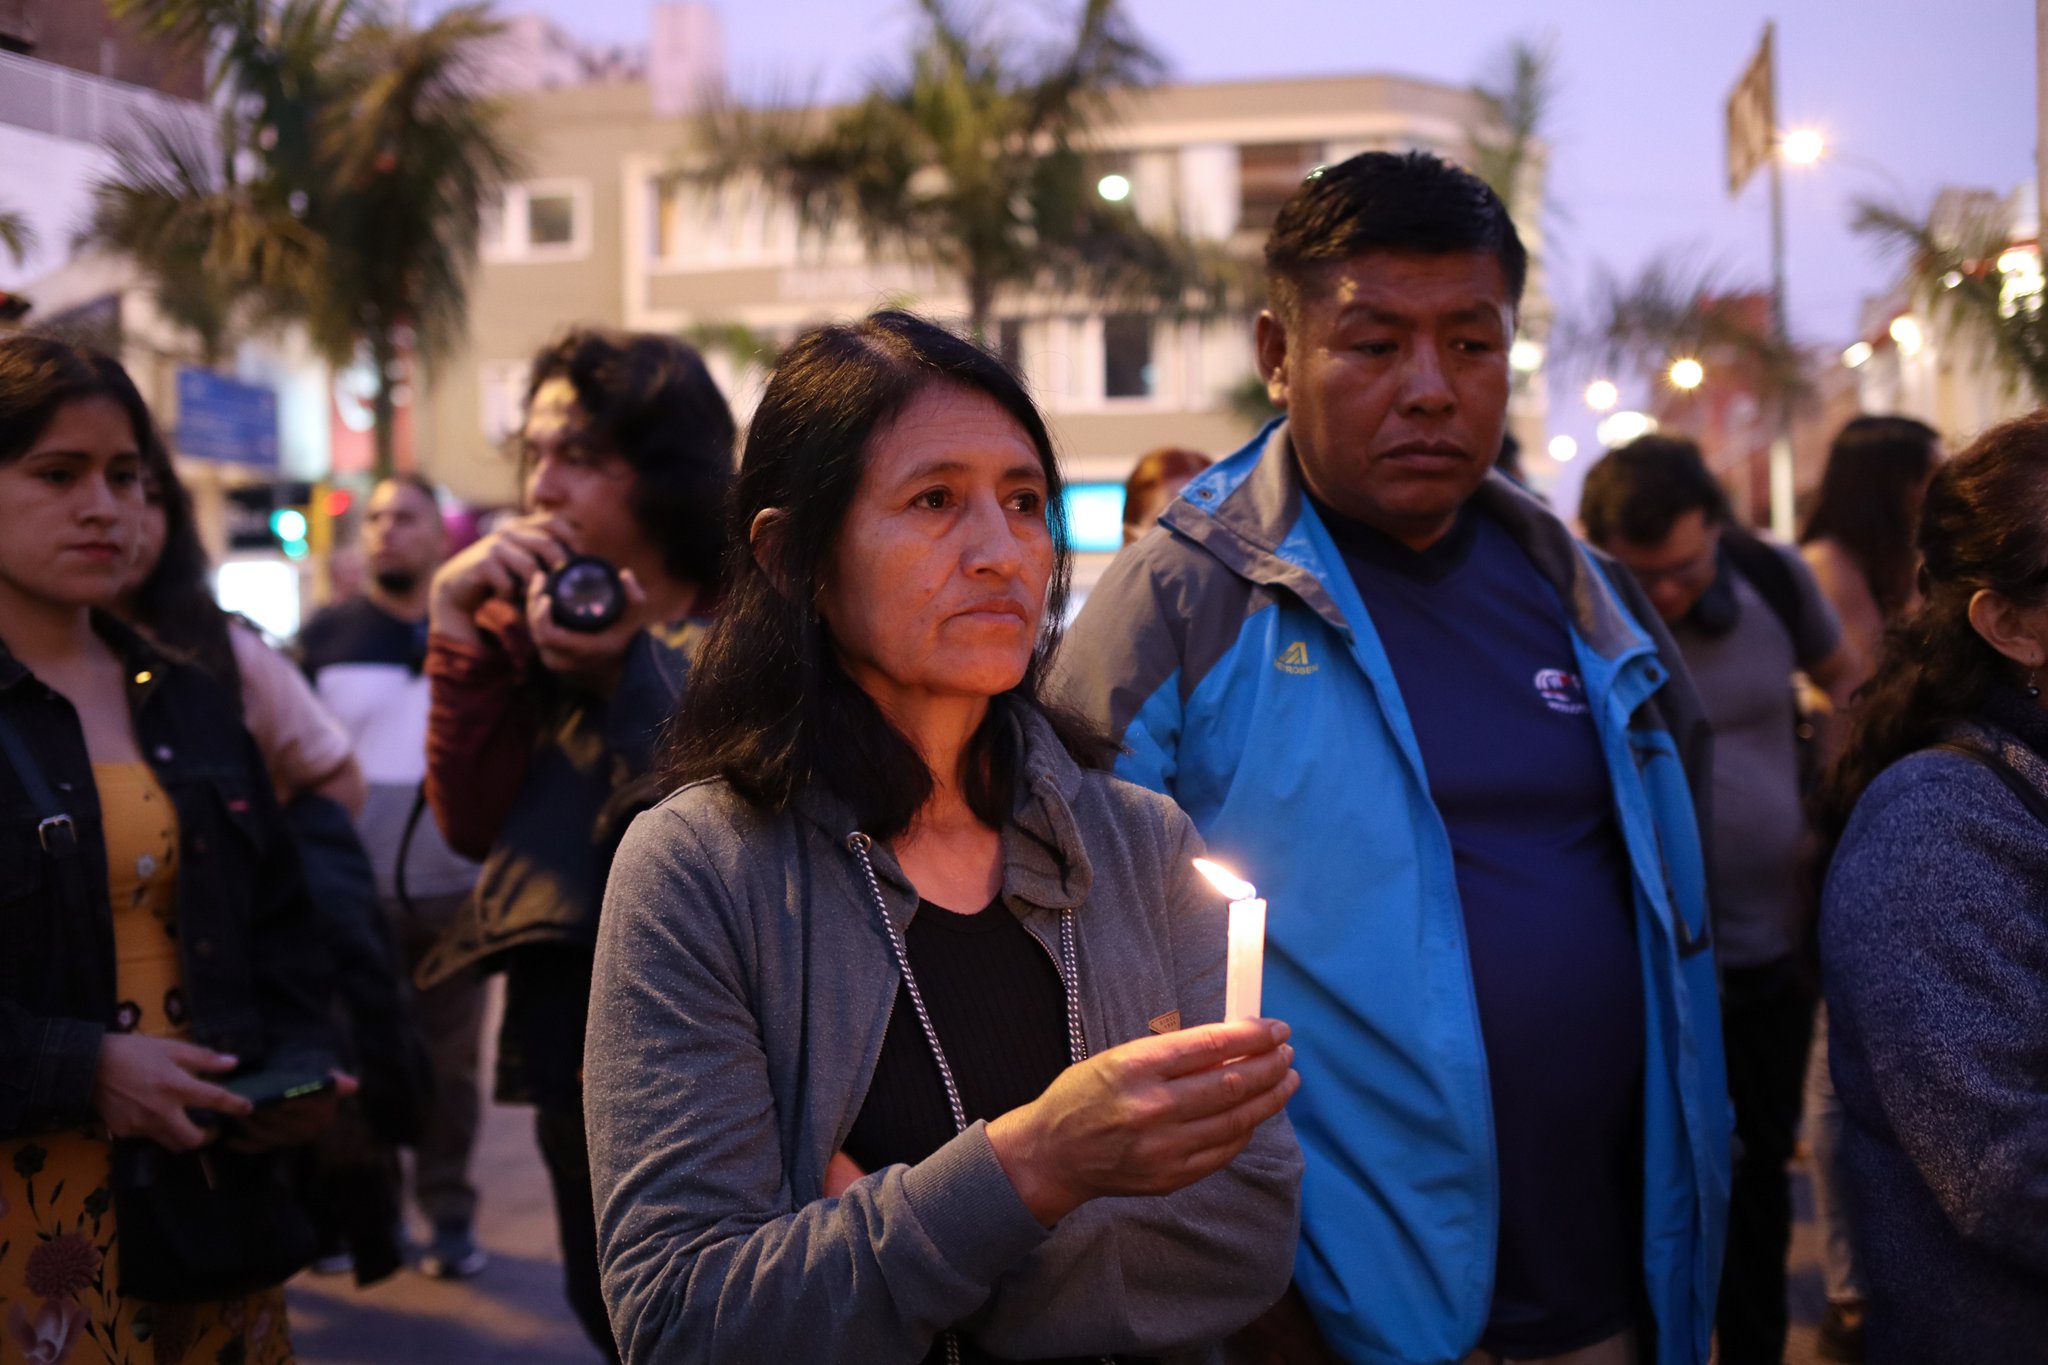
(1934, 737, 2048, 828)
(1720, 529, 1809, 655)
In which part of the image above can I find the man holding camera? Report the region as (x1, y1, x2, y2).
(417, 332, 735, 1360)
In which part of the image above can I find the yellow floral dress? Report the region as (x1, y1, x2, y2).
(0, 763, 294, 1365)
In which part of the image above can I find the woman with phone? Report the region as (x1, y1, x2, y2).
(0, 337, 346, 1361)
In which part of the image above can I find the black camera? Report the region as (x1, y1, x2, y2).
(545, 555, 627, 633)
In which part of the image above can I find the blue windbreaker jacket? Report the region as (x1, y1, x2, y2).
(1057, 421, 1731, 1365)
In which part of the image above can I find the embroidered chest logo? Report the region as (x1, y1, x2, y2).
(1275, 641, 1319, 675)
(1535, 668, 1590, 715)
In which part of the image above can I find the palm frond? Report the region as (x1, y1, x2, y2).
(0, 207, 36, 267)
(1571, 255, 1804, 405)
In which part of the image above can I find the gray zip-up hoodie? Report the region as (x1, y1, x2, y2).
(587, 703, 1303, 1365)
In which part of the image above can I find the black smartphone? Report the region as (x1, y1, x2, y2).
(218, 1066, 337, 1109)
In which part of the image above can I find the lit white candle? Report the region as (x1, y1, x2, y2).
(1193, 858, 1265, 1021)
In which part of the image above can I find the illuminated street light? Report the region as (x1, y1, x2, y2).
(1668, 357, 1705, 390)
(1889, 314, 1925, 356)
(1584, 379, 1620, 412)
(1547, 434, 1579, 463)
(1096, 173, 1131, 202)
(1596, 410, 1657, 448)
(1509, 338, 1545, 373)
(1941, 271, 1964, 290)
(1779, 128, 1825, 165)
(1842, 341, 1873, 368)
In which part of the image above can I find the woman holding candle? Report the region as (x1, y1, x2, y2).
(586, 311, 1303, 1365)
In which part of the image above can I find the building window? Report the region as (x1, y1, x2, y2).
(1238, 142, 1322, 234)
(482, 180, 591, 262)
(1103, 315, 1155, 399)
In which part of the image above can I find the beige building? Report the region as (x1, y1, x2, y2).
(420, 61, 1552, 558)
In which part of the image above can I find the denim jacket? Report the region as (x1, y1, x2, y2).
(0, 615, 338, 1138)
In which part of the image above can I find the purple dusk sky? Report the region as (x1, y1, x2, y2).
(437, 0, 2037, 456)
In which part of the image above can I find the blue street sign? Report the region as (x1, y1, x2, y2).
(175, 367, 279, 468)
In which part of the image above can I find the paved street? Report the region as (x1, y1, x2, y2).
(285, 980, 1835, 1364)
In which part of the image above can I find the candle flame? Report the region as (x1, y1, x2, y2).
(1192, 857, 1256, 901)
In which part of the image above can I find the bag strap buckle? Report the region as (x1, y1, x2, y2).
(37, 813, 77, 857)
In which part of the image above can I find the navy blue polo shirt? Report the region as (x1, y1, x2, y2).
(1314, 495, 1646, 1357)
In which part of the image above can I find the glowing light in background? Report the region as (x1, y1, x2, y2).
(1596, 410, 1657, 448)
(1096, 173, 1131, 202)
(1584, 379, 1620, 412)
(1509, 338, 1546, 373)
(1547, 434, 1579, 463)
(1842, 341, 1873, 368)
(1668, 357, 1705, 390)
(1779, 128, 1825, 165)
(1889, 315, 1925, 356)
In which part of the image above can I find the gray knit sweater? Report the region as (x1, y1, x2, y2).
(1820, 720, 2048, 1364)
(587, 706, 1303, 1365)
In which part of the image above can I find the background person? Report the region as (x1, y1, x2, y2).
(1793, 412, 1941, 1362)
(300, 474, 489, 1280)
(0, 335, 347, 1362)
(1059, 151, 1728, 1365)
(419, 329, 734, 1360)
(588, 310, 1301, 1365)
(1121, 445, 1212, 546)
(1580, 434, 1856, 1365)
(1817, 410, 2048, 1364)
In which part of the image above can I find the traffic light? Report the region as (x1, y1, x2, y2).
(224, 481, 316, 557)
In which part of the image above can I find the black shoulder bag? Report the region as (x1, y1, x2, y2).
(0, 707, 318, 1303)
(1935, 738, 2048, 828)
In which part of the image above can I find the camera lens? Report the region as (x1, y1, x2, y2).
(547, 556, 626, 633)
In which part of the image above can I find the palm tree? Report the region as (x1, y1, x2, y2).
(1464, 36, 1558, 233)
(93, 0, 517, 475)
(0, 207, 36, 268)
(690, 0, 1229, 341)
(314, 5, 520, 473)
(1575, 256, 1804, 409)
(1852, 195, 2048, 403)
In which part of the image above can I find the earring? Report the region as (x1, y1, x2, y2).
(2030, 670, 2041, 701)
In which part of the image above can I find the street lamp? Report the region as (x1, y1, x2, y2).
(1779, 128, 1825, 166)
(1509, 338, 1545, 373)
(1096, 173, 1131, 202)
(1668, 357, 1705, 390)
(1889, 315, 1925, 356)
(1584, 379, 1620, 412)
(1843, 341, 1873, 368)
(1547, 434, 1579, 463)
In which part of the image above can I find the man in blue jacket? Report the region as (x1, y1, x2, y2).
(1058, 151, 1730, 1365)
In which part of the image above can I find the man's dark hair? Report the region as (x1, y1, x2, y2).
(1263, 150, 1529, 321)
(522, 330, 735, 589)
(1579, 434, 1733, 548)
(662, 309, 1112, 841)
(376, 472, 441, 512)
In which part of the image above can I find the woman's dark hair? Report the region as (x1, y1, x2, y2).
(0, 338, 238, 691)
(129, 432, 241, 706)
(0, 334, 157, 468)
(1820, 411, 2048, 846)
(1799, 414, 1940, 620)
(522, 330, 736, 589)
(663, 309, 1113, 840)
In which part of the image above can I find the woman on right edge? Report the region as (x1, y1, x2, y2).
(1794, 414, 1940, 1363)
(1817, 410, 2048, 1365)
(585, 311, 1302, 1365)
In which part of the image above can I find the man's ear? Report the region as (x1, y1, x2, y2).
(749, 507, 798, 600)
(1967, 588, 2048, 670)
(1253, 309, 1291, 411)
